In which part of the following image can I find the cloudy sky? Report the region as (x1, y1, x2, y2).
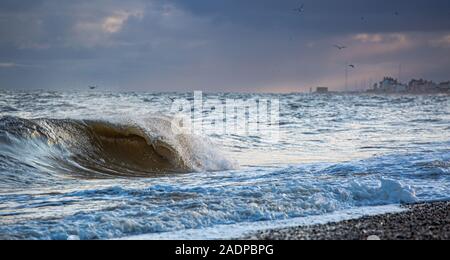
(0, 0, 449, 92)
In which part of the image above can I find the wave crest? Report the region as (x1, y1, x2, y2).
(0, 116, 238, 179)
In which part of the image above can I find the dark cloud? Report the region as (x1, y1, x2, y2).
(174, 0, 450, 33)
(0, 0, 44, 12)
(0, 0, 449, 91)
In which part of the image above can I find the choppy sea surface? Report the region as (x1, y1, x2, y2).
(0, 90, 449, 240)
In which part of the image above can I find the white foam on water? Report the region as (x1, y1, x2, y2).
(350, 178, 417, 204)
(120, 204, 405, 240)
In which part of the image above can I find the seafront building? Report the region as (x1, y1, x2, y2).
(369, 77, 450, 94)
(438, 81, 450, 93)
(315, 87, 329, 94)
(372, 77, 407, 93)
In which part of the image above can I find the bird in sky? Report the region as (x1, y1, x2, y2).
(89, 85, 97, 90)
(293, 4, 305, 14)
(348, 64, 356, 68)
(334, 44, 347, 50)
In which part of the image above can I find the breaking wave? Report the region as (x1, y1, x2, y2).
(0, 116, 237, 180)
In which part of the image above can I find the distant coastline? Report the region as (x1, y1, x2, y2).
(367, 77, 450, 95)
(311, 77, 450, 95)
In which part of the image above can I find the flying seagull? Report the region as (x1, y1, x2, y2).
(293, 4, 305, 14)
(334, 44, 347, 50)
(88, 85, 97, 90)
(348, 64, 355, 68)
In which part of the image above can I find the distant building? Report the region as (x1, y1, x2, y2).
(368, 77, 449, 94)
(315, 87, 329, 94)
(438, 81, 450, 93)
(408, 79, 439, 93)
(378, 77, 407, 93)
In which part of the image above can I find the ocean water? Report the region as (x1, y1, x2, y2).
(0, 90, 449, 240)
